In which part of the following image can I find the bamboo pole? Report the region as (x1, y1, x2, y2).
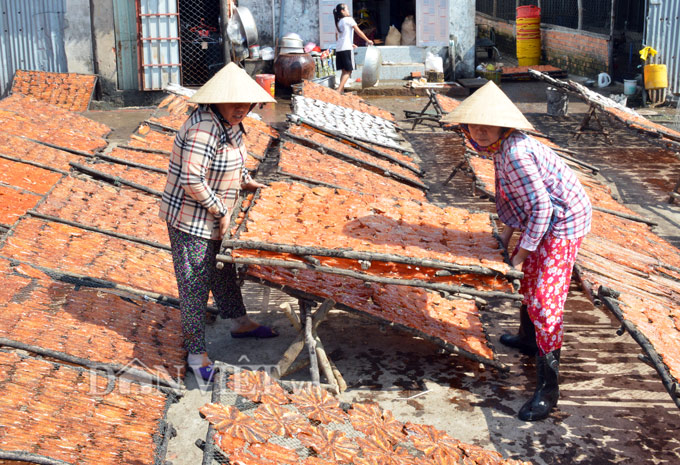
(301, 302, 320, 386)
(314, 335, 340, 394)
(277, 170, 352, 192)
(219, 255, 521, 301)
(0, 152, 70, 175)
(24, 136, 98, 158)
(591, 206, 658, 226)
(118, 144, 171, 156)
(145, 120, 179, 133)
(573, 265, 601, 306)
(220, 240, 523, 279)
(69, 162, 163, 197)
(275, 299, 335, 377)
(0, 337, 183, 393)
(0, 451, 73, 465)
(280, 302, 302, 331)
(97, 152, 168, 174)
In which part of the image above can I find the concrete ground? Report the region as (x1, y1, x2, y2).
(86, 78, 680, 465)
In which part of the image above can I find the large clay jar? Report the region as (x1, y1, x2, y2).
(274, 53, 315, 88)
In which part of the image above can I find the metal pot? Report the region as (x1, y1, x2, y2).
(280, 37, 304, 49)
(362, 46, 382, 88)
(279, 46, 305, 54)
(234, 6, 258, 47)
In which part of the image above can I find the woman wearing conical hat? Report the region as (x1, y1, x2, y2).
(159, 63, 278, 382)
(442, 82, 592, 421)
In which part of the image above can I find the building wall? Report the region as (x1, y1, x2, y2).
(241, 0, 319, 47)
(477, 14, 611, 77)
(91, 0, 118, 98)
(64, 0, 95, 74)
(450, 0, 475, 77)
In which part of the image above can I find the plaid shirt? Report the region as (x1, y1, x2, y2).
(159, 105, 246, 240)
(494, 132, 592, 251)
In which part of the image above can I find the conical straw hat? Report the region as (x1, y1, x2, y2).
(441, 81, 534, 130)
(189, 62, 276, 104)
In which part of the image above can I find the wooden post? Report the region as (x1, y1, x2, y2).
(261, 286, 271, 312)
(301, 301, 320, 386)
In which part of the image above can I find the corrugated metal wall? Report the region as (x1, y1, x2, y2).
(0, 0, 68, 97)
(139, 0, 181, 90)
(645, 0, 679, 94)
(113, 0, 139, 90)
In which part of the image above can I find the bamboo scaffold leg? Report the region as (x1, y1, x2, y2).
(571, 104, 612, 144)
(274, 298, 345, 393)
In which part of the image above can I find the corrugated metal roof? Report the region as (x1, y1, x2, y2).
(0, 0, 68, 97)
(644, 0, 680, 94)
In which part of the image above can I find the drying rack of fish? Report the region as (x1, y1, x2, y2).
(290, 95, 408, 152)
(0, 93, 110, 154)
(0, 257, 184, 391)
(11, 69, 98, 112)
(218, 181, 522, 302)
(529, 69, 680, 150)
(277, 140, 428, 202)
(461, 139, 680, 409)
(293, 79, 396, 121)
(245, 266, 504, 371)
(574, 210, 680, 409)
(197, 364, 532, 465)
(0, 131, 91, 174)
(0, 350, 177, 465)
(284, 124, 426, 189)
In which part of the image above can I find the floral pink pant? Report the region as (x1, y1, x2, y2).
(515, 235, 583, 355)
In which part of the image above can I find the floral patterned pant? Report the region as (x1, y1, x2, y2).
(516, 235, 583, 355)
(168, 225, 246, 354)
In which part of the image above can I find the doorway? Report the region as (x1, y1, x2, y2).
(178, 0, 224, 86)
(352, 0, 415, 45)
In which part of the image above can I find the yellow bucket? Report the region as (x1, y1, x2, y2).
(644, 64, 668, 89)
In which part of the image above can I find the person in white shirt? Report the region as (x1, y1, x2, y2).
(333, 3, 373, 93)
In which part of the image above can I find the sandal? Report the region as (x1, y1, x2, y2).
(188, 362, 215, 381)
(230, 325, 278, 339)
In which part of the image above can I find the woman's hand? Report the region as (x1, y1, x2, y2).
(241, 180, 266, 190)
(511, 247, 530, 268)
(499, 226, 516, 249)
(366, 40, 374, 46)
(219, 215, 229, 238)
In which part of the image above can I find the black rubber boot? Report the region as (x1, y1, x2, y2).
(500, 305, 538, 355)
(518, 349, 561, 421)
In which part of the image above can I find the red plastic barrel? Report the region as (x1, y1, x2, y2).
(255, 74, 276, 97)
